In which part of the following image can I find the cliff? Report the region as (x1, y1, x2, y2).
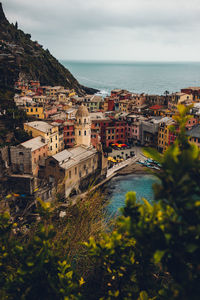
(0, 3, 97, 95)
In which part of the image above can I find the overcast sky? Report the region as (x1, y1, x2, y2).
(2, 0, 200, 62)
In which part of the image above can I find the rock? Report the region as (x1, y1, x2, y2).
(0, 3, 98, 96)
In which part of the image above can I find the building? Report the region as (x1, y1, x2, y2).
(74, 104, 91, 147)
(45, 146, 99, 197)
(10, 136, 48, 177)
(104, 120, 127, 147)
(141, 117, 170, 147)
(168, 93, 193, 111)
(186, 125, 200, 148)
(25, 105, 45, 119)
(24, 121, 62, 156)
(63, 121, 75, 148)
(181, 87, 200, 101)
(126, 114, 146, 144)
(157, 118, 174, 152)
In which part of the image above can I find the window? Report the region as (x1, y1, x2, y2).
(69, 170, 71, 179)
(49, 160, 56, 167)
(19, 152, 24, 156)
(84, 131, 86, 136)
(56, 143, 57, 148)
(36, 108, 38, 112)
(51, 138, 52, 143)
(79, 171, 82, 178)
(56, 135, 57, 140)
(75, 167, 77, 175)
(31, 108, 33, 112)
(79, 130, 81, 136)
(84, 118, 86, 123)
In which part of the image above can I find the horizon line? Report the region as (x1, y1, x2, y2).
(59, 59, 200, 64)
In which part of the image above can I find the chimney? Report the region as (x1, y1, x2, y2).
(0, 2, 8, 24)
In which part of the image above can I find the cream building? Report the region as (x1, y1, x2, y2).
(74, 104, 91, 147)
(24, 121, 63, 156)
(45, 146, 99, 197)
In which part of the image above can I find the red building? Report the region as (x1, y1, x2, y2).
(63, 121, 75, 148)
(91, 123, 101, 148)
(96, 119, 127, 147)
(108, 99, 115, 111)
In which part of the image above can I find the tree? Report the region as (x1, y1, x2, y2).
(85, 105, 200, 299)
(164, 90, 169, 106)
(0, 105, 199, 299)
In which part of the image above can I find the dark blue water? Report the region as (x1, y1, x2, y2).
(105, 174, 158, 217)
(61, 60, 200, 95)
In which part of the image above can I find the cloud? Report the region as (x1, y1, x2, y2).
(2, 0, 200, 61)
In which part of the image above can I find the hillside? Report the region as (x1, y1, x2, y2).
(0, 3, 97, 95)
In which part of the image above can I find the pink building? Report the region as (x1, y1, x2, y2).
(44, 106, 58, 119)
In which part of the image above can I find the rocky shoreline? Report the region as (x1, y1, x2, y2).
(117, 161, 152, 175)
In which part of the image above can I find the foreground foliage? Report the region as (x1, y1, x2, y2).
(0, 105, 200, 299)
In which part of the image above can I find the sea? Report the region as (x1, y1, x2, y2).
(60, 60, 199, 215)
(61, 60, 200, 96)
(104, 174, 159, 217)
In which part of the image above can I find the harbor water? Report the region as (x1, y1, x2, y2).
(105, 174, 159, 217)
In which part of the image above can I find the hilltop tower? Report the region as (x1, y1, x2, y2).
(75, 104, 91, 147)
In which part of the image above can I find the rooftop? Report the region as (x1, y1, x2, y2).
(186, 125, 200, 138)
(52, 146, 97, 170)
(21, 136, 47, 151)
(24, 121, 55, 133)
(76, 104, 89, 117)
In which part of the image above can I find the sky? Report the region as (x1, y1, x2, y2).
(2, 0, 200, 62)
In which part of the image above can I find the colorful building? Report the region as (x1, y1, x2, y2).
(63, 121, 75, 148)
(10, 136, 48, 177)
(25, 106, 45, 119)
(24, 121, 61, 156)
(186, 125, 200, 148)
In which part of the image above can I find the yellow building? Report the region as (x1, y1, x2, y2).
(158, 119, 174, 153)
(24, 121, 62, 156)
(102, 99, 108, 112)
(69, 89, 76, 97)
(119, 100, 129, 113)
(25, 106, 45, 119)
(46, 86, 64, 97)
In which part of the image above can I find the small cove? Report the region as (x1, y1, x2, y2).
(104, 174, 159, 218)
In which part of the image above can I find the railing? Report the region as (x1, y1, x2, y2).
(106, 156, 138, 178)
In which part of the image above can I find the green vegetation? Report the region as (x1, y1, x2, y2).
(0, 105, 200, 299)
(0, 89, 32, 147)
(0, 4, 96, 94)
